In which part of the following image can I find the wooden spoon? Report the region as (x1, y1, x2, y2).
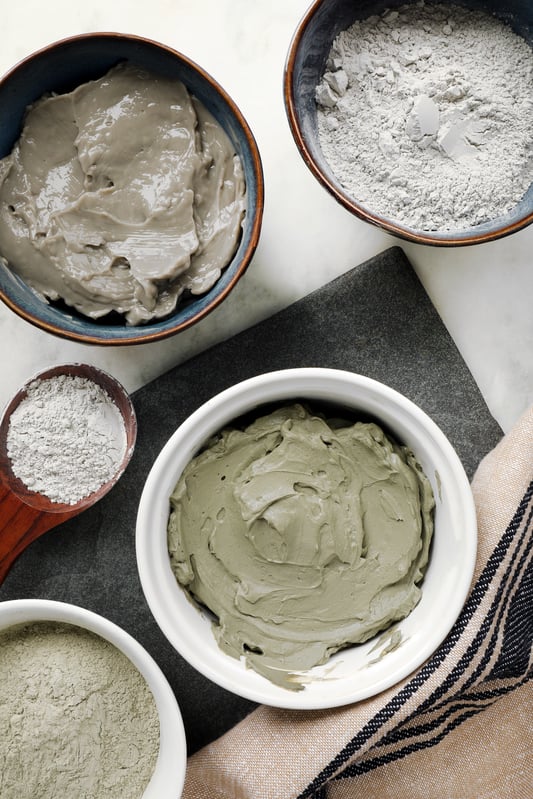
(0, 364, 137, 585)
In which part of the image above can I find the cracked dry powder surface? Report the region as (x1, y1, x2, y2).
(316, 2, 533, 231)
(0, 622, 159, 799)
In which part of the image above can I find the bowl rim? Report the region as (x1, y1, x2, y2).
(0, 31, 264, 345)
(283, 0, 533, 247)
(0, 598, 187, 798)
(136, 367, 478, 709)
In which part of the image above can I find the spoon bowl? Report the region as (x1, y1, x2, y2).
(0, 364, 136, 582)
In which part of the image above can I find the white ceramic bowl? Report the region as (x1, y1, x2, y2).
(136, 368, 477, 709)
(0, 599, 186, 798)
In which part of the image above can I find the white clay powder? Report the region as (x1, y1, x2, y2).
(316, 2, 533, 231)
(7, 374, 127, 504)
(0, 622, 159, 799)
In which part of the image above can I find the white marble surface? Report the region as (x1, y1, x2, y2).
(1, 0, 532, 434)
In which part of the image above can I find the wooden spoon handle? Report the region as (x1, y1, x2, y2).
(0, 483, 72, 585)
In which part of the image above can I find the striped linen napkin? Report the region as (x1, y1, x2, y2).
(181, 404, 533, 799)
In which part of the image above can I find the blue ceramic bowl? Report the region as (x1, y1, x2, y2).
(284, 0, 533, 246)
(0, 33, 264, 345)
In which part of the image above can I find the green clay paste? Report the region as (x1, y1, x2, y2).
(167, 404, 435, 690)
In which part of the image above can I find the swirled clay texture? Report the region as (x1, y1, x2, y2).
(167, 404, 435, 689)
(0, 62, 246, 324)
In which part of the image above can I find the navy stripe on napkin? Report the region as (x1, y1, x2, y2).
(300, 482, 533, 798)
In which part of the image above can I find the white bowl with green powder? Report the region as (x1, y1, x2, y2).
(136, 368, 477, 710)
(0, 599, 186, 799)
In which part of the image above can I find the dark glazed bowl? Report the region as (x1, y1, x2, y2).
(0, 33, 264, 344)
(284, 0, 533, 246)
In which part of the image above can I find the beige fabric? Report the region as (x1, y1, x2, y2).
(327, 682, 533, 799)
(182, 406, 533, 799)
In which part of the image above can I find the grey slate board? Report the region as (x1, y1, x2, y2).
(0, 246, 503, 754)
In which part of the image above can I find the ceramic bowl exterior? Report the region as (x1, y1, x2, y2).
(284, 0, 533, 246)
(136, 368, 477, 709)
(0, 33, 263, 344)
(0, 599, 187, 798)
